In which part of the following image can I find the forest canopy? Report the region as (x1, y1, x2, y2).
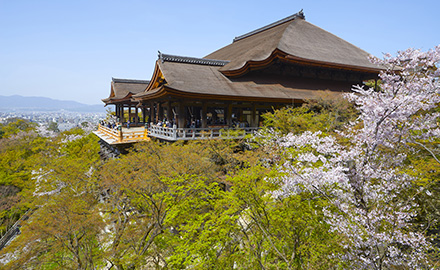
(0, 46, 440, 269)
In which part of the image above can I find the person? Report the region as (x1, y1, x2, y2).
(127, 120, 130, 129)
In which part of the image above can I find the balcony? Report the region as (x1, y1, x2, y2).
(148, 125, 258, 141)
(94, 124, 257, 145)
(93, 124, 149, 144)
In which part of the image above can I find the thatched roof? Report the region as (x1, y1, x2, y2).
(124, 11, 381, 103)
(205, 11, 380, 74)
(102, 78, 149, 104)
(133, 56, 353, 102)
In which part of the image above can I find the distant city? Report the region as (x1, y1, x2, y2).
(0, 95, 107, 130)
(0, 110, 106, 131)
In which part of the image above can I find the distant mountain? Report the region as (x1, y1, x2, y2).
(0, 95, 106, 113)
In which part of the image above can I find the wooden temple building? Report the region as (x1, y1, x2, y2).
(95, 10, 380, 144)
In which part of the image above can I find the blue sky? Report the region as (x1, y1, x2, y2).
(1, 0, 439, 105)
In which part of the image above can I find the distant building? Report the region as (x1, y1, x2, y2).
(97, 11, 380, 143)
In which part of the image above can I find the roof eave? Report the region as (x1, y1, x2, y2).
(220, 50, 382, 77)
(135, 85, 309, 103)
(284, 55, 383, 74)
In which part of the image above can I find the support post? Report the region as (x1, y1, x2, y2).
(121, 105, 125, 123)
(178, 102, 185, 128)
(251, 103, 257, 127)
(201, 102, 207, 128)
(227, 103, 233, 127)
(150, 103, 155, 124)
(166, 101, 172, 121)
(155, 103, 159, 123)
(158, 103, 164, 122)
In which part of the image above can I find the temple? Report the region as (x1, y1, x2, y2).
(95, 10, 380, 144)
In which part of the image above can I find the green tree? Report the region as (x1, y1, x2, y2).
(98, 140, 219, 269)
(262, 91, 358, 135)
(47, 121, 60, 133)
(0, 120, 49, 235)
(0, 133, 103, 269)
(0, 118, 36, 138)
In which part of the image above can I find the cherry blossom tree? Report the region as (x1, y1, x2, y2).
(260, 46, 440, 269)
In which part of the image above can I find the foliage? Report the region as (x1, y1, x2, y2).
(97, 141, 220, 269)
(262, 91, 358, 135)
(1, 46, 440, 269)
(224, 166, 345, 270)
(0, 118, 36, 138)
(0, 119, 50, 235)
(47, 121, 60, 133)
(257, 46, 440, 269)
(0, 128, 102, 269)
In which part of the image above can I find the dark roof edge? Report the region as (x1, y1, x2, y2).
(112, 78, 150, 84)
(158, 51, 230, 66)
(233, 10, 305, 43)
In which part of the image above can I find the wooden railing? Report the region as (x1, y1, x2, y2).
(122, 128, 149, 142)
(148, 125, 258, 141)
(97, 124, 121, 142)
(97, 124, 149, 143)
(97, 124, 257, 143)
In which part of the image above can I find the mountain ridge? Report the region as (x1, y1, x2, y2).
(0, 95, 105, 113)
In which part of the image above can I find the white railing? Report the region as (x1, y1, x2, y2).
(97, 124, 258, 143)
(148, 125, 258, 141)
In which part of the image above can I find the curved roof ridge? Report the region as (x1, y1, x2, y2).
(112, 77, 150, 84)
(158, 52, 230, 66)
(233, 10, 305, 43)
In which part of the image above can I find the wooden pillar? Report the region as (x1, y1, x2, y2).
(149, 103, 154, 124)
(121, 105, 125, 123)
(142, 106, 146, 123)
(226, 103, 233, 127)
(158, 103, 164, 122)
(155, 102, 160, 124)
(251, 103, 257, 127)
(178, 102, 185, 128)
(166, 101, 172, 121)
(135, 107, 139, 124)
(128, 104, 132, 123)
(201, 102, 207, 128)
